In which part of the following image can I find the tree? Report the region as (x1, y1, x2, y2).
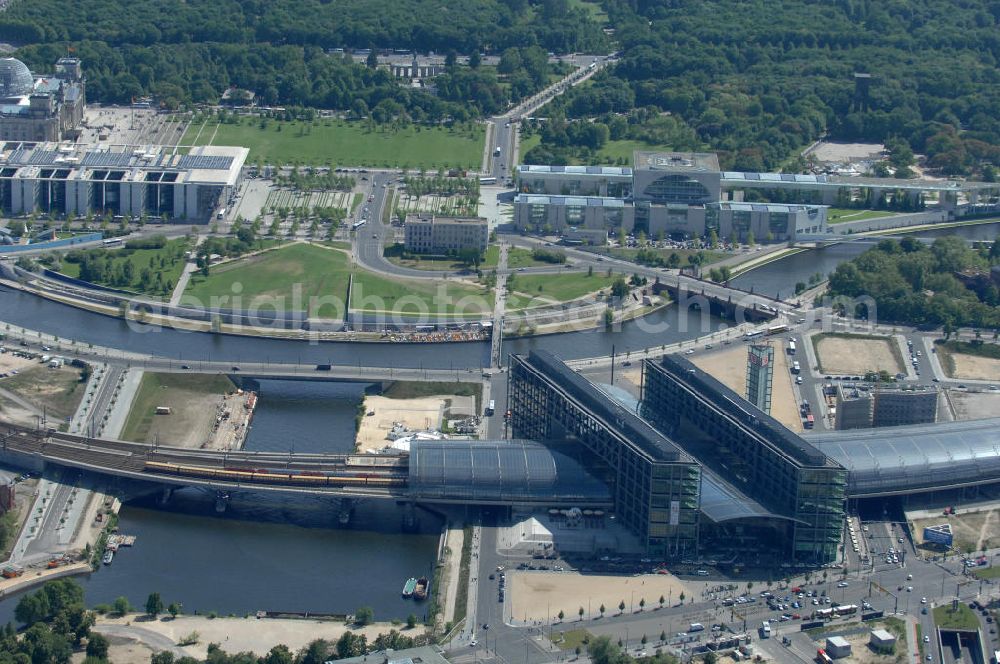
(579, 607, 585, 621)
(86, 633, 109, 659)
(610, 277, 629, 299)
(679, 592, 685, 603)
(588, 264, 594, 277)
(638, 598, 645, 612)
(599, 603, 606, 617)
(167, 603, 181, 619)
(263, 644, 295, 664)
(113, 596, 130, 617)
(618, 600, 625, 615)
(604, 307, 614, 327)
(746, 231, 756, 248)
(151, 653, 175, 664)
(659, 595, 665, 609)
(145, 592, 164, 618)
(558, 610, 565, 622)
(705, 652, 718, 664)
(355, 606, 374, 626)
(366, 50, 379, 70)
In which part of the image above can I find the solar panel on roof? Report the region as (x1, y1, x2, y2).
(27, 150, 57, 166)
(177, 155, 234, 170)
(81, 152, 133, 168)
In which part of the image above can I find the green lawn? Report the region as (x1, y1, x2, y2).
(505, 272, 617, 309)
(184, 118, 485, 169)
(828, 208, 898, 224)
(351, 270, 492, 317)
(973, 566, 1000, 580)
(183, 242, 352, 318)
(933, 604, 980, 631)
(567, 0, 609, 23)
(553, 629, 593, 651)
(483, 245, 558, 269)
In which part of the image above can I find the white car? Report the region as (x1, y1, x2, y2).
(837, 581, 849, 588)
(921, 597, 927, 604)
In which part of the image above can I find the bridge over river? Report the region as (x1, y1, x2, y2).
(0, 421, 612, 508)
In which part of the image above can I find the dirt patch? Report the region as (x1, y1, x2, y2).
(813, 335, 903, 376)
(0, 392, 37, 426)
(0, 352, 35, 374)
(121, 373, 242, 449)
(94, 614, 427, 659)
(810, 142, 885, 163)
(911, 508, 1000, 554)
(809, 626, 907, 664)
(508, 571, 690, 623)
(691, 344, 802, 432)
(948, 391, 1000, 421)
(1, 364, 88, 421)
(944, 352, 1000, 381)
(354, 394, 474, 452)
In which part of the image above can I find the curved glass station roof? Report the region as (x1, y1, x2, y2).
(806, 417, 1000, 497)
(408, 439, 611, 505)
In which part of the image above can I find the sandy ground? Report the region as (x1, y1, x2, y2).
(0, 352, 35, 374)
(355, 395, 447, 452)
(810, 142, 885, 163)
(691, 344, 802, 432)
(807, 626, 905, 664)
(132, 385, 253, 450)
(911, 508, 1000, 553)
(508, 571, 690, 623)
(948, 391, 1000, 421)
(814, 336, 903, 376)
(0, 391, 36, 425)
(946, 353, 1000, 381)
(95, 614, 427, 660)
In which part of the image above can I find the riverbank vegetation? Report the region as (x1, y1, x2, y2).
(524, 0, 1000, 179)
(58, 236, 190, 298)
(827, 235, 1000, 330)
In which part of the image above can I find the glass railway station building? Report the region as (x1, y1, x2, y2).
(499, 350, 1000, 566)
(0, 140, 247, 221)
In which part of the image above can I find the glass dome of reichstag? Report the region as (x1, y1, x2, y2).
(0, 58, 34, 98)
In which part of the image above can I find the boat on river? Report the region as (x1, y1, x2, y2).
(402, 577, 417, 598)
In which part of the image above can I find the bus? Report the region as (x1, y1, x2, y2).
(351, 219, 367, 231)
(815, 608, 834, 620)
(479, 176, 497, 185)
(744, 330, 764, 341)
(804, 414, 815, 429)
(767, 324, 789, 335)
(102, 238, 124, 247)
(760, 621, 771, 639)
(788, 340, 796, 355)
(485, 400, 496, 416)
(835, 604, 858, 617)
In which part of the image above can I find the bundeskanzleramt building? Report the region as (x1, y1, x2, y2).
(642, 355, 846, 564)
(0, 57, 85, 143)
(403, 213, 488, 254)
(514, 151, 828, 243)
(509, 351, 702, 558)
(0, 141, 247, 222)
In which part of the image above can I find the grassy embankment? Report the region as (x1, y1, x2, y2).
(120, 373, 236, 443)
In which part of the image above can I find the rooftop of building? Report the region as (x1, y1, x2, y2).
(519, 350, 693, 465)
(715, 202, 827, 213)
(653, 354, 838, 469)
(515, 193, 626, 207)
(517, 164, 633, 177)
(0, 141, 248, 186)
(805, 416, 1000, 497)
(404, 212, 487, 225)
(634, 151, 720, 173)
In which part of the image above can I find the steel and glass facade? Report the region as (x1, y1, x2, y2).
(642, 356, 846, 564)
(509, 351, 701, 558)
